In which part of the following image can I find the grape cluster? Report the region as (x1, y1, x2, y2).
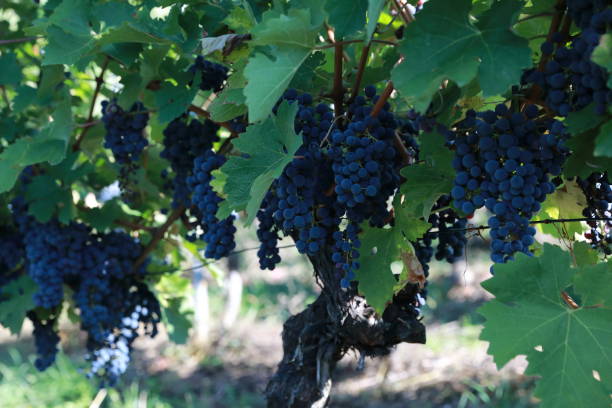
(189, 150, 237, 259)
(0, 227, 24, 284)
(188, 56, 229, 93)
(160, 117, 219, 208)
(254, 86, 417, 287)
(578, 172, 612, 254)
(525, 4, 611, 115)
(101, 100, 149, 165)
(28, 313, 60, 371)
(448, 104, 569, 264)
(11, 200, 160, 382)
(255, 91, 340, 269)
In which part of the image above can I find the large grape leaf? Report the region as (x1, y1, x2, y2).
(479, 244, 612, 408)
(43, 26, 96, 66)
(0, 275, 37, 335)
(0, 99, 74, 193)
(244, 8, 320, 122)
(218, 101, 301, 225)
(591, 33, 611, 88)
(325, 0, 368, 39)
(357, 225, 408, 314)
(391, 0, 531, 112)
(535, 179, 586, 238)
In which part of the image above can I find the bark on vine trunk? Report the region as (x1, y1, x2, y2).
(265, 249, 426, 408)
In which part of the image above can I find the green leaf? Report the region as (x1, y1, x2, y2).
(219, 101, 301, 224)
(162, 298, 193, 345)
(0, 99, 74, 193)
(251, 8, 317, 48)
(79, 200, 124, 231)
(573, 241, 599, 267)
(12, 85, 37, 113)
(98, 22, 172, 46)
(244, 8, 319, 122)
(594, 121, 612, 157)
(398, 131, 454, 219)
(366, 0, 386, 40)
(479, 244, 612, 408)
(392, 0, 531, 111)
(536, 179, 586, 238)
(564, 104, 605, 136)
(564, 128, 612, 178)
(591, 33, 611, 77)
(24, 175, 73, 223)
(154, 78, 199, 124)
(0, 53, 23, 85)
(244, 47, 311, 122)
(0, 275, 37, 335)
(325, 0, 368, 39)
(48, 0, 91, 37)
(43, 26, 96, 66)
(393, 197, 432, 241)
(208, 88, 247, 122)
(357, 225, 406, 314)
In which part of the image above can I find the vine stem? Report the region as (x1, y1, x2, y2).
(370, 81, 394, 118)
(72, 57, 110, 152)
(326, 25, 345, 118)
(0, 36, 40, 45)
(348, 43, 371, 104)
(132, 206, 186, 272)
(392, 0, 415, 24)
(187, 104, 237, 136)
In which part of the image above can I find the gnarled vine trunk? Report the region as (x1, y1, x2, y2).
(265, 249, 426, 407)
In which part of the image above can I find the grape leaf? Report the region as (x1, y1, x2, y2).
(154, 76, 200, 124)
(366, 0, 386, 40)
(573, 242, 599, 267)
(564, 104, 605, 135)
(594, 121, 612, 158)
(48, 0, 91, 37)
(357, 225, 407, 314)
(0, 53, 22, 85)
(0, 275, 37, 335)
(208, 88, 247, 122)
(244, 8, 319, 122)
(162, 298, 193, 345)
(564, 128, 612, 178)
(591, 33, 611, 86)
(43, 26, 96, 66)
(325, 0, 368, 39)
(218, 101, 301, 225)
(0, 99, 74, 193)
(479, 244, 612, 408)
(536, 179, 586, 238)
(392, 0, 531, 112)
(24, 175, 74, 223)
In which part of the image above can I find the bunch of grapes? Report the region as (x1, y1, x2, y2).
(11, 199, 160, 382)
(255, 90, 340, 268)
(448, 104, 569, 264)
(524, 4, 611, 115)
(578, 172, 612, 254)
(188, 150, 237, 259)
(160, 117, 219, 208)
(28, 312, 60, 371)
(0, 226, 24, 284)
(188, 56, 229, 93)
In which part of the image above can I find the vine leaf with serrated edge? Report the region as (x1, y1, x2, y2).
(478, 244, 612, 408)
(217, 101, 302, 225)
(391, 0, 531, 112)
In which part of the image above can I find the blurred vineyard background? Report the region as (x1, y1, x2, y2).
(0, 217, 542, 408)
